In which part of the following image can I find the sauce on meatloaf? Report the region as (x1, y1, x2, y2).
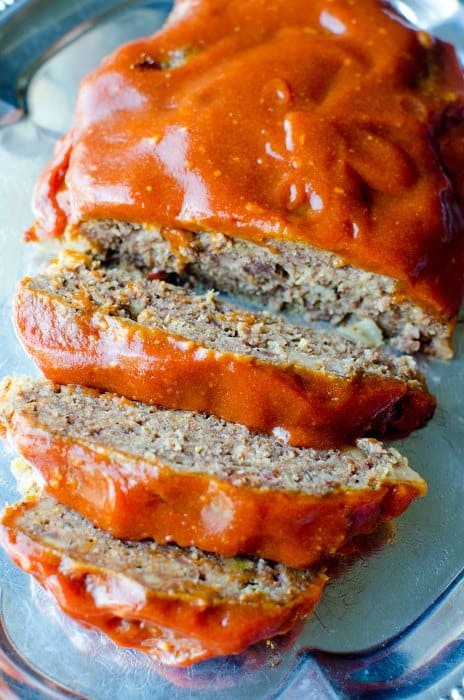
(14, 252, 436, 449)
(0, 497, 327, 665)
(0, 378, 427, 568)
(30, 0, 464, 320)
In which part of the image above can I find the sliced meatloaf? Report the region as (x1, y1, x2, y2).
(75, 220, 456, 359)
(0, 377, 426, 568)
(14, 252, 436, 448)
(27, 0, 464, 357)
(0, 496, 328, 665)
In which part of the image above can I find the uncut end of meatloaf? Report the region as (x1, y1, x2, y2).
(73, 220, 454, 359)
(14, 250, 436, 448)
(0, 496, 327, 665)
(0, 376, 426, 567)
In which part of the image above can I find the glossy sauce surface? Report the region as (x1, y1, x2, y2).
(31, 0, 464, 316)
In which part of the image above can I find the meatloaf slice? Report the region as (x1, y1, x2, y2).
(77, 220, 455, 358)
(14, 251, 435, 449)
(0, 377, 426, 568)
(0, 496, 328, 665)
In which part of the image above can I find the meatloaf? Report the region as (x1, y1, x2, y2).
(27, 0, 464, 357)
(0, 496, 328, 665)
(75, 220, 459, 359)
(0, 377, 426, 568)
(14, 251, 436, 448)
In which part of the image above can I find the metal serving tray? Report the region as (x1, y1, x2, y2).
(0, 1, 463, 697)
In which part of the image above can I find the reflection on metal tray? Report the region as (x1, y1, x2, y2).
(0, 1, 464, 697)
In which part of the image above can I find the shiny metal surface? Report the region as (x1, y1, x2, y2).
(0, 1, 463, 697)
(0, 0, 18, 13)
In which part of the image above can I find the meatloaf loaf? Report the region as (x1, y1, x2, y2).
(0, 377, 426, 568)
(27, 0, 464, 357)
(14, 251, 436, 448)
(0, 496, 328, 665)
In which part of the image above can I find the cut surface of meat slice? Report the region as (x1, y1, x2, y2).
(0, 377, 426, 568)
(0, 496, 327, 665)
(14, 252, 436, 449)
